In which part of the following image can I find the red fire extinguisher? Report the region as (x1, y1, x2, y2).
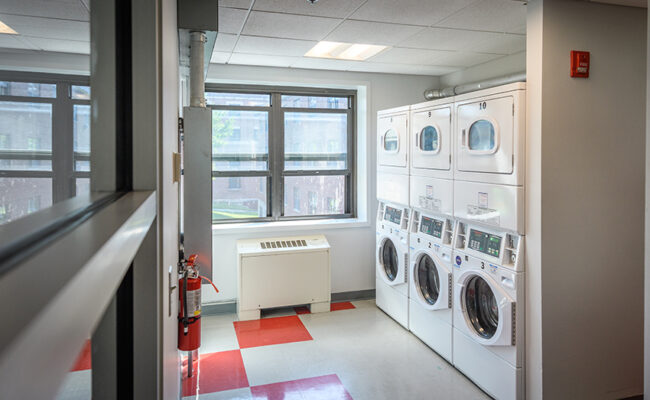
(178, 253, 219, 377)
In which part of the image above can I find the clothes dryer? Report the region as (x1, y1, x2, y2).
(410, 99, 453, 180)
(378, 106, 410, 206)
(408, 210, 454, 362)
(376, 200, 410, 329)
(452, 221, 524, 400)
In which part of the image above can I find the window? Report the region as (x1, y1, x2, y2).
(419, 126, 439, 152)
(383, 129, 398, 151)
(209, 86, 355, 223)
(468, 120, 496, 152)
(0, 76, 91, 224)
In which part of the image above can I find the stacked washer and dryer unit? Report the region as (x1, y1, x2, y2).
(376, 82, 526, 400)
(376, 106, 411, 329)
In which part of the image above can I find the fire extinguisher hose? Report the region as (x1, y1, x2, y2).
(200, 275, 219, 293)
(182, 270, 189, 335)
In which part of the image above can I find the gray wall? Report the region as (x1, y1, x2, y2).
(528, 1, 646, 398)
(645, 5, 650, 397)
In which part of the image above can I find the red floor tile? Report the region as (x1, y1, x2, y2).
(234, 315, 313, 349)
(182, 350, 249, 396)
(293, 302, 356, 315)
(330, 302, 356, 312)
(251, 374, 353, 400)
(71, 340, 91, 372)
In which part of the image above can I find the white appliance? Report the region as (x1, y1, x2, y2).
(453, 83, 526, 234)
(377, 106, 410, 206)
(452, 221, 524, 400)
(376, 201, 410, 329)
(236, 235, 331, 321)
(410, 99, 453, 180)
(408, 209, 455, 362)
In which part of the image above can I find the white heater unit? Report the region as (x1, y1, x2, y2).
(236, 235, 331, 321)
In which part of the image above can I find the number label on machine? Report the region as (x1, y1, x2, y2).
(468, 229, 502, 258)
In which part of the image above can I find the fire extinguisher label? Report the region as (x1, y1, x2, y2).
(187, 289, 201, 316)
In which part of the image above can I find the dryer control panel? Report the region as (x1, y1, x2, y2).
(453, 221, 523, 271)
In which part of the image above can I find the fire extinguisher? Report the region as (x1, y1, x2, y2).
(178, 252, 219, 377)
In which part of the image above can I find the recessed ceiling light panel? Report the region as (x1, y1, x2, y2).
(305, 41, 387, 61)
(0, 21, 17, 35)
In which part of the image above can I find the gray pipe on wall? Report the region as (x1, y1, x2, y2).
(423, 72, 526, 100)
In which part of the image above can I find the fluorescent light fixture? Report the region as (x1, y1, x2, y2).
(305, 41, 387, 61)
(0, 21, 17, 35)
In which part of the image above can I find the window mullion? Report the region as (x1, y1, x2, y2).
(270, 93, 284, 220)
(52, 83, 74, 202)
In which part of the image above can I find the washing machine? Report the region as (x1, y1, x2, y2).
(377, 106, 409, 206)
(452, 220, 524, 400)
(408, 209, 454, 362)
(376, 200, 410, 329)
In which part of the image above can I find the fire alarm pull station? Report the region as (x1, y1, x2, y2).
(570, 51, 590, 78)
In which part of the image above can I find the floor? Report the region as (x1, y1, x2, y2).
(185, 300, 490, 400)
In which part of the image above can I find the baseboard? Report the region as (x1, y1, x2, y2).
(202, 289, 376, 316)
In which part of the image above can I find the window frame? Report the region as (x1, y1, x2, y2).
(0, 71, 91, 215)
(207, 84, 356, 224)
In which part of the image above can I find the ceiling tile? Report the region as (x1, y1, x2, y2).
(252, 0, 366, 18)
(229, 53, 299, 67)
(0, 14, 88, 40)
(434, 51, 503, 67)
(20, 36, 89, 54)
(291, 57, 358, 71)
(234, 35, 316, 56)
(471, 33, 525, 55)
(219, 7, 248, 34)
(397, 27, 487, 51)
(0, 0, 89, 21)
(219, 0, 251, 9)
(346, 62, 460, 75)
(214, 33, 238, 52)
(349, 0, 476, 26)
(368, 47, 457, 65)
(0, 34, 39, 50)
(241, 11, 342, 40)
(325, 20, 424, 46)
(436, 0, 527, 34)
(211, 51, 231, 64)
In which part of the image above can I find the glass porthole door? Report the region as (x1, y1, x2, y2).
(381, 239, 398, 281)
(411, 107, 451, 171)
(464, 275, 498, 339)
(377, 113, 407, 168)
(416, 254, 440, 305)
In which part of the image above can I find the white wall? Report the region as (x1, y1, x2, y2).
(440, 51, 526, 87)
(204, 64, 439, 303)
(528, 1, 646, 398)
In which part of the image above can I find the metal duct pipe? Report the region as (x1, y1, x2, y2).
(189, 31, 206, 108)
(423, 72, 526, 100)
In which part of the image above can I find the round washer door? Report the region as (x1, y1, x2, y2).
(415, 253, 440, 304)
(464, 275, 499, 339)
(377, 237, 405, 285)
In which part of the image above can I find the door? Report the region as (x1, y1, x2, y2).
(456, 96, 514, 175)
(411, 106, 451, 171)
(412, 251, 451, 310)
(377, 113, 407, 168)
(377, 236, 406, 285)
(457, 271, 514, 346)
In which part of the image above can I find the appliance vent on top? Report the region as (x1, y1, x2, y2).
(260, 239, 307, 249)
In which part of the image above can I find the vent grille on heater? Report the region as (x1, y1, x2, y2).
(260, 239, 307, 249)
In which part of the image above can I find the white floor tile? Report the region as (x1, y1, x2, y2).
(200, 314, 240, 354)
(183, 387, 252, 400)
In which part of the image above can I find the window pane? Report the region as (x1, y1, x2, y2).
(0, 102, 52, 151)
(71, 85, 91, 100)
(0, 177, 53, 224)
(281, 95, 348, 109)
(212, 110, 268, 171)
(284, 112, 347, 170)
(74, 105, 91, 153)
(212, 176, 267, 220)
(206, 92, 270, 107)
(75, 161, 90, 172)
(283, 175, 345, 216)
(76, 178, 90, 195)
(0, 81, 56, 98)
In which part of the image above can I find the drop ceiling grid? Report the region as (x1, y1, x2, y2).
(0, 0, 90, 54)
(217, 0, 527, 75)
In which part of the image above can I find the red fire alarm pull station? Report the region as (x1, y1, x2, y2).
(570, 50, 590, 78)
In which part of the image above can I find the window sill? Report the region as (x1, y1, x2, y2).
(212, 217, 370, 235)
